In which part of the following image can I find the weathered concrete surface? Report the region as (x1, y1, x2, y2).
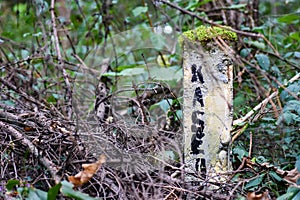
(182, 27, 235, 182)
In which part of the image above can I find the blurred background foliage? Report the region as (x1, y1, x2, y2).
(0, 0, 300, 199)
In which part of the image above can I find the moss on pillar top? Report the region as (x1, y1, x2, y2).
(179, 25, 237, 45)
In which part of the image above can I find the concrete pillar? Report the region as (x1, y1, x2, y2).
(181, 26, 236, 184)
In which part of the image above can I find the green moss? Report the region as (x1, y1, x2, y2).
(179, 25, 237, 45)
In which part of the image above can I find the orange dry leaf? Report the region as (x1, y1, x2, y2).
(247, 190, 270, 200)
(24, 126, 34, 131)
(68, 155, 106, 187)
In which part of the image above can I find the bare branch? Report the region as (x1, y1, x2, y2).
(50, 0, 73, 119)
(233, 72, 300, 126)
(0, 121, 61, 183)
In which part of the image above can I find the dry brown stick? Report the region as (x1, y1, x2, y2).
(240, 57, 272, 93)
(233, 91, 278, 126)
(0, 110, 38, 130)
(0, 78, 45, 108)
(235, 55, 288, 121)
(142, 0, 154, 31)
(0, 121, 61, 183)
(163, 189, 177, 200)
(227, 181, 243, 200)
(132, 82, 149, 125)
(163, 185, 235, 200)
(260, 50, 299, 70)
(249, 132, 253, 158)
(50, 0, 73, 119)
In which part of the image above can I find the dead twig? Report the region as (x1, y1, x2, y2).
(249, 132, 253, 158)
(50, 0, 73, 119)
(0, 121, 61, 183)
(233, 72, 299, 126)
(160, 0, 281, 58)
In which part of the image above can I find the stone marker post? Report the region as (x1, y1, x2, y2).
(181, 26, 236, 184)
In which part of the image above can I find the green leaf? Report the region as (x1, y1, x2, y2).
(175, 110, 182, 120)
(119, 67, 146, 76)
(185, 0, 213, 11)
(163, 150, 176, 160)
(13, 3, 27, 14)
(158, 99, 172, 112)
(278, 14, 299, 23)
(101, 71, 121, 77)
(234, 94, 246, 108)
(132, 6, 148, 17)
(255, 156, 268, 164)
(252, 25, 265, 32)
(150, 66, 182, 81)
(186, 1, 200, 11)
(282, 112, 293, 125)
(247, 41, 265, 49)
(47, 183, 62, 200)
(284, 100, 300, 114)
(271, 65, 281, 76)
(103, 68, 146, 77)
(244, 174, 265, 190)
(2, 100, 15, 107)
(255, 53, 270, 70)
(280, 82, 300, 102)
(27, 188, 48, 200)
(294, 52, 300, 58)
(292, 190, 300, 200)
(296, 159, 300, 173)
(278, 187, 300, 200)
(47, 94, 57, 103)
(116, 64, 138, 72)
(21, 49, 29, 59)
(227, 4, 247, 9)
(269, 171, 282, 181)
(232, 144, 248, 161)
(240, 48, 251, 58)
(284, 52, 294, 58)
(6, 179, 20, 191)
(61, 181, 99, 200)
(290, 32, 300, 41)
(280, 84, 299, 102)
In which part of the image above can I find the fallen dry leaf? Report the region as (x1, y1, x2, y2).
(247, 189, 270, 200)
(283, 168, 300, 186)
(259, 163, 300, 186)
(68, 155, 106, 187)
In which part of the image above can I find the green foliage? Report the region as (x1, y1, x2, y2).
(60, 181, 100, 200)
(151, 99, 173, 112)
(47, 183, 61, 200)
(4, 180, 99, 200)
(255, 53, 270, 70)
(180, 25, 237, 45)
(244, 173, 265, 190)
(185, 0, 213, 11)
(1, 0, 299, 199)
(132, 6, 148, 17)
(277, 14, 300, 23)
(278, 187, 300, 200)
(231, 0, 300, 197)
(5, 179, 48, 200)
(232, 141, 248, 162)
(277, 100, 300, 125)
(6, 180, 21, 191)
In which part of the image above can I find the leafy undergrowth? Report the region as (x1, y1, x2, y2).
(1, 49, 300, 200)
(1, 0, 300, 199)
